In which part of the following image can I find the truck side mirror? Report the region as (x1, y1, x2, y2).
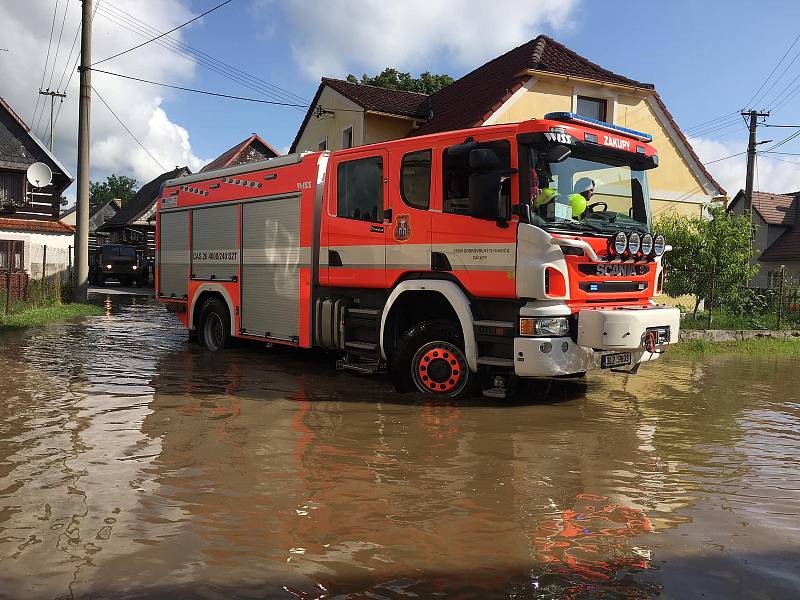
(468, 148, 502, 220)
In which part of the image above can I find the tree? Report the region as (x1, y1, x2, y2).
(653, 205, 759, 317)
(89, 174, 139, 212)
(346, 68, 453, 95)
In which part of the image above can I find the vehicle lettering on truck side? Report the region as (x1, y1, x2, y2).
(595, 264, 648, 276)
(296, 181, 312, 190)
(191, 250, 239, 262)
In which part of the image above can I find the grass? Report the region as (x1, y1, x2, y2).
(0, 303, 102, 331)
(671, 336, 800, 357)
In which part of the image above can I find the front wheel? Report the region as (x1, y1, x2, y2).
(390, 320, 476, 398)
(200, 297, 231, 351)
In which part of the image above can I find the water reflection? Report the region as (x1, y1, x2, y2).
(0, 299, 798, 598)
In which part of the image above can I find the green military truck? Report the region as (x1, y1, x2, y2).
(89, 244, 149, 287)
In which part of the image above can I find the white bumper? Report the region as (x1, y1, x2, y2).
(513, 305, 679, 378)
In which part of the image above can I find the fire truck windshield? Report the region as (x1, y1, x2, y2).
(524, 144, 651, 235)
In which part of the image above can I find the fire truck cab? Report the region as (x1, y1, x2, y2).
(157, 113, 679, 398)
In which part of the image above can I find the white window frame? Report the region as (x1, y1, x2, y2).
(571, 84, 617, 125)
(318, 138, 328, 152)
(342, 126, 354, 149)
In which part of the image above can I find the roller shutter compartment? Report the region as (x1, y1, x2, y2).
(241, 195, 301, 340)
(191, 204, 239, 281)
(158, 211, 189, 298)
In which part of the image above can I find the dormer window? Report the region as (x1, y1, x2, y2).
(576, 96, 607, 123)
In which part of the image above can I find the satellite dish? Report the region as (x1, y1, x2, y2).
(27, 162, 52, 188)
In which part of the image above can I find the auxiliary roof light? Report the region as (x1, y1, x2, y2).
(627, 232, 641, 255)
(611, 231, 627, 256)
(653, 234, 666, 257)
(641, 233, 654, 256)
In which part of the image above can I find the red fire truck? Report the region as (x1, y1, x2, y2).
(156, 113, 679, 398)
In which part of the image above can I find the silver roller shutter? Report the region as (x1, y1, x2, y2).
(191, 205, 238, 281)
(158, 211, 189, 298)
(241, 195, 301, 340)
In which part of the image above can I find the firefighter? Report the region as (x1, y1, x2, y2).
(568, 177, 595, 219)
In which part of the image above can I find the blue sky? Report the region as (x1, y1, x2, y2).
(2, 0, 799, 198)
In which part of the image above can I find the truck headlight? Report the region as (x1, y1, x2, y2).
(519, 316, 570, 337)
(132, 265, 138, 270)
(105, 264, 112, 269)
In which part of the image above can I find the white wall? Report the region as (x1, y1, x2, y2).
(0, 230, 74, 279)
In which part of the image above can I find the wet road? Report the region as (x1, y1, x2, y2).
(0, 297, 799, 599)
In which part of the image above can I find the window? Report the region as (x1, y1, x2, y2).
(0, 172, 25, 207)
(0, 240, 24, 271)
(342, 127, 353, 149)
(400, 150, 431, 210)
(319, 138, 328, 151)
(337, 156, 384, 223)
(576, 96, 607, 122)
(443, 140, 511, 215)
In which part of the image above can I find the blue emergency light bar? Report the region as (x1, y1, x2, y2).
(543, 112, 653, 143)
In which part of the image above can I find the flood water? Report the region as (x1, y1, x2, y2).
(1, 296, 799, 599)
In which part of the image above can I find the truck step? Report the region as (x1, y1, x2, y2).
(477, 356, 515, 367)
(344, 341, 378, 351)
(347, 307, 381, 318)
(336, 354, 386, 375)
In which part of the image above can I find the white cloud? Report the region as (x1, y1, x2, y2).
(259, 0, 578, 80)
(690, 136, 800, 197)
(0, 0, 208, 202)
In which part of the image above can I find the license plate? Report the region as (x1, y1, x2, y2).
(601, 352, 632, 369)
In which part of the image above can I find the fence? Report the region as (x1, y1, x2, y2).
(675, 265, 800, 330)
(2, 242, 72, 314)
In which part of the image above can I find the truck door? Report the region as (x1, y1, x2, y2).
(325, 149, 388, 288)
(385, 148, 433, 286)
(432, 138, 518, 298)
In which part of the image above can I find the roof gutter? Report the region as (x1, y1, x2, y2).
(517, 69, 656, 95)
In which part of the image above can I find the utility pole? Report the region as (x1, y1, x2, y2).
(741, 110, 770, 223)
(74, 0, 92, 302)
(38, 89, 67, 151)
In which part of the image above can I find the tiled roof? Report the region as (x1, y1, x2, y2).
(289, 78, 430, 153)
(0, 217, 74, 234)
(100, 166, 190, 230)
(760, 226, 800, 261)
(200, 133, 280, 173)
(413, 35, 653, 137)
(729, 190, 796, 226)
(322, 78, 430, 118)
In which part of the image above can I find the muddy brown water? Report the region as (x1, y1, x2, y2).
(0, 297, 799, 599)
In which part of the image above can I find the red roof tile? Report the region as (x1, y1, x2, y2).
(0, 218, 74, 234)
(289, 78, 430, 152)
(413, 35, 653, 137)
(200, 134, 280, 173)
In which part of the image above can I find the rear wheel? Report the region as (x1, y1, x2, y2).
(390, 320, 475, 398)
(200, 297, 231, 351)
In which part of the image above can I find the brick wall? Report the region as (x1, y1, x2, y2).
(0, 270, 29, 303)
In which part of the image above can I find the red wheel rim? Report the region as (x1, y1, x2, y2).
(412, 342, 467, 395)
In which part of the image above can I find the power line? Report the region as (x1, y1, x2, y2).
(758, 153, 800, 166)
(99, 1, 308, 105)
(90, 68, 309, 107)
(745, 31, 800, 108)
(89, 67, 365, 113)
(704, 151, 747, 165)
(90, 0, 235, 67)
(763, 129, 800, 152)
(54, 2, 82, 94)
(92, 85, 167, 172)
(32, 0, 61, 126)
(34, 0, 72, 137)
(93, 3, 307, 108)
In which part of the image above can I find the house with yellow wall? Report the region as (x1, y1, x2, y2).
(291, 35, 726, 217)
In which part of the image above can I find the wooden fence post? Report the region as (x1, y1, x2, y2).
(777, 264, 785, 330)
(41, 244, 47, 283)
(4, 240, 11, 315)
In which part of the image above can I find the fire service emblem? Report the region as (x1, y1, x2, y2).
(394, 214, 412, 241)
